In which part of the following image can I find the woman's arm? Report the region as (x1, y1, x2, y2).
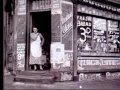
(40, 33, 45, 46)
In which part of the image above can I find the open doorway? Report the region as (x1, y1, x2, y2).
(30, 11, 51, 71)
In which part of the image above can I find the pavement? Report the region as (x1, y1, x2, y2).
(4, 74, 120, 90)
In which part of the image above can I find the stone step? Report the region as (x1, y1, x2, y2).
(18, 71, 54, 76)
(14, 74, 55, 84)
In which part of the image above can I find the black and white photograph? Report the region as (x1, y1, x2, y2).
(3, 0, 120, 89)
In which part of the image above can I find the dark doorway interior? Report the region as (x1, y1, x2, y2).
(31, 11, 51, 70)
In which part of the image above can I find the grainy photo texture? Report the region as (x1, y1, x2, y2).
(3, 0, 120, 89)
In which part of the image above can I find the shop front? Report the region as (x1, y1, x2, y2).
(4, 0, 120, 82)
(77, 0, 120, 81)
(13, 0, 75, 82)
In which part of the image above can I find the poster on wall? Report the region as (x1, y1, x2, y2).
(51, 0, 62, 14)
(93, 17, 107, 53)
(18, 0, 26, 15)
(61, 1, 73, 50)
(51, 42, 65, 69)
(77, 15, 92, 52)
(108, 20, 120, 53)
(17, 43, 25, 71)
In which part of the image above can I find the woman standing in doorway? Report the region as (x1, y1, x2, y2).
(29, 27, 44, 70)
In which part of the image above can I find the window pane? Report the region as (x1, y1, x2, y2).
(108, 20, 120, 53)
(77, 15, 92, 52)
(93, 17, 107, 53)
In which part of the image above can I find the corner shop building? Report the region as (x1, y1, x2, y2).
(4, 0, 120, 81)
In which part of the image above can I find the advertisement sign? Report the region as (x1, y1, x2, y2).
(93, 17, 107, 53)
(62, 51, 73, 67)
(78, 59, 120, 70)
(18, 0, 26, 15)
(108, 20, 120, 53)
(77, 15, 92, 52)
(51, 42, 65, 69)
(51, 0, 62, 14)
(32, 0, 51, 10)
(17, 43, 25, 70)
(61, 1, 73, 50)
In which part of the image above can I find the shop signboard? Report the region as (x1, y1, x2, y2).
(61, 1, 73, 50)
(18, 0, 26, 15)
(93, 17, 107, 53)
(77, 15, 92, 52)
(17, 43, 25, 71)
(32, 0, 51, 10)
(78, 58, 120, 70)
(108, 20, 120, 53)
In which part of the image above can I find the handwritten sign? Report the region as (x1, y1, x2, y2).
(93, 17, 107, 53)
(108, 20, 120, 53)
(77, 15, 92, 52)
(17, 43, 25, 70)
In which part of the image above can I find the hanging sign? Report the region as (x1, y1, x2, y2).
(18, 0, 26, 15)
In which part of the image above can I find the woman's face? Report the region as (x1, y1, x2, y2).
(33, 28, 38, 33)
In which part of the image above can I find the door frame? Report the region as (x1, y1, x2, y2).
(25, 0, 51, 70)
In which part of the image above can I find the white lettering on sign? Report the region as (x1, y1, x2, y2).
(79, 73, 102, 81)
(78, 59, 120, 68)
(77, 27, 91, 43)
(106, 72, 120, 79)
(17, 43, 25, 68)
(62, 22, 72, 34)
(18, 0, 26, 15)
(61, 72, 72, 81)
(51, 0, 62, 14)
(51, 43, 65, 64)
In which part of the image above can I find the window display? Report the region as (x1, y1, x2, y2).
(77, 15, 92, 52)
(108, 20, 120, 53)
(93, 17, 107, 53)
(77, 14, 120, 55)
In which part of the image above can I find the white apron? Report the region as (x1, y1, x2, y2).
(29, 35, 42, 64)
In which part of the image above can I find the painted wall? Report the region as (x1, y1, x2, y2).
(15, 0, 26, 71)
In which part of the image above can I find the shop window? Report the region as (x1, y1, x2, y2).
(93, 17, 107, 53)
(77, 15, 92, 52)
(77, 14, 120, 55)
(108, 20, 120, 53)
